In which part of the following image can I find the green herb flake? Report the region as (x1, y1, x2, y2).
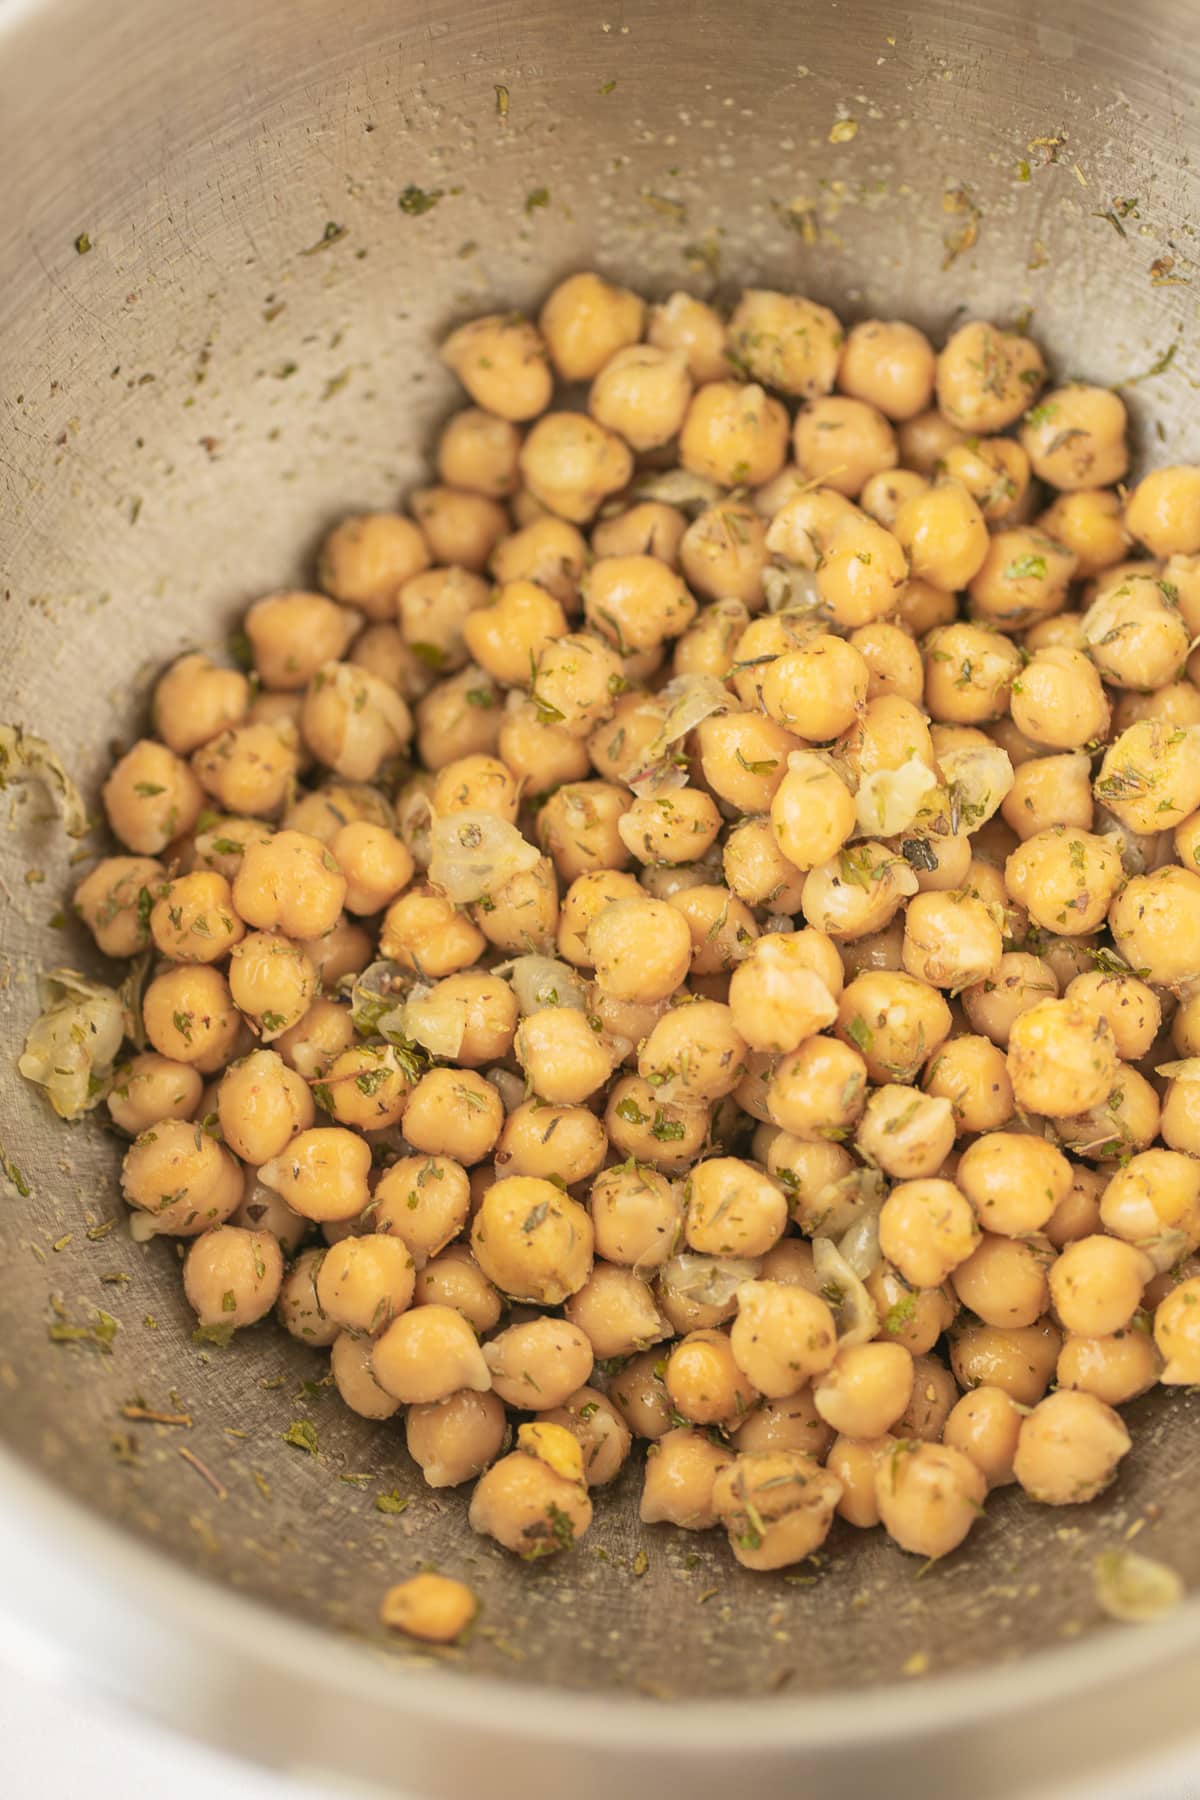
(1005, 554, 1048, 581)
(846, 1016, 873, 1054)
(282, 1419, 319, 1455)
(74, 233, 93, 255)
(375, 1489, 411, 1515)
(398, 184, 443, 216)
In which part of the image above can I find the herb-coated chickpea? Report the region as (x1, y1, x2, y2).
(826, 1435, 893, 1527)
(845, 622, 922, 707)
(666, 1327, 757, 1427)
(107, 1052, 204, 1136)
(923, 1033, 1013, 1132)
(1007, 997, 1118, 1118)
(191, 719, 300, 820)
(729, 289, 843, 398)
(217, 1048, 314, 1164)
(1020, 383, 1129, 490)
(483, 1322, 594, 1418)
(284, 784, 393, 851)
(1153, 1276, 1200, 1382)
(893, 480, 989, 592)
(876, 1439, 987, 1558)
(940, 437, 1030, 525)
(315, 1232, 416, 1334)
(594, 501, 687, 566)
(1010, 648, 1111, 751)
(299, 913, 372, 992)
(121, 1119, 244, 1238)
(539, 272, 644, 381)
(860, 468, 930, 529)
(403, 564, 501, 670)
(499, 703, 591, 795)
(769, 753, 856, 871)
(1001, 752, 1094, 842)
(1096, 719, 1200, 834)
(514, 1007, 614, 1105)
(142, 964, 242, 1071)
(413, 1244, 502, 1334)
(1055, 1066, 1162, 1164)
(490, 518, 588, 612)
(608, 1347, 675, 1439)
(801, 844, 918, 942)
(679, 381, 790, 488)
(1013, 1388, 1131, 1504)
(792, 395, 898, 499)
(371, 1154, 470, 1266)
(1099, 1147, 1200, 1264)
(231, 1177, 308, 1255)
(518, 412, 634, 525)
(498, 1092, 605, 1181)
(961, 952, 1058, 1048)
(584, 554, 699, 657)
(727, 611, 816, 706)
(312, 1043, 411, 1130)
(257, 1125, 372, 1223)
(462, 582, 568, 689)
(302, 662, 414, 784)
(923, 622, 1021, 725)
(1044, 1164, 1106, 1248)
(647, 290, 730, 383)
(951, 1317, 1062, 1404)
(684, 1157, 788, 1258)
(244, 591, 362, 690)
(183, 1225, 283, 1329)
(469, 1446, 593, 1556)
(318, 515, 432, 621)
(533, 637, 626, 743)
(714, 1449, 843, 1571)
(565, 1264, 669, 1360)
(325, 821, 413, 917)
(232, 830, 345, 941)
(585, 896, 692, 1004)
(767, 490, 909, 628)
(728, 933, 840, 1054)
(1114, 679, 1200, 734)
(103, 739, 206, 855)
(868, 1264, 958, 1355)
(936, 321, 1045, 433)
(639, 1427, 734, 1529)
(733, 1387, 834, 1462)
(836, 971, 953, 1084)
(957, 1132, 1072, 1238)
(855, 1085, 955, 1180)
(414, 664, 503, 770)
(604, 1076, 710, 1172)
(407, 1389, 507, 1489)
(678, 503, 769, 608)
(633, 1002, 745, 1108)
(470, 1175, 594, 1303)
(431, 753, 520, 824)
(378, 887, 486, 978)
(153, 652, 249, 756)
(617, 788, 722, 866)
(555, 869, 642, 966)
(761, 636, 870, 743)
(403, 976, 515, 1072)
(379, 1573, 479, 1645)
(1125, 466, 1200, 557)
(440, 312, 553, 421)
(74, 855, 165, 957)
(813, 1342, 914, 1439)
(276, 1247, 339, 1346)
(588, 344, 692, 451)
(902, 890, 1003, 990)
(437, 407, 522, 499)
(943, 1386, 1023, 1488)
(273, 998, 354, 1081)
(228, 932, 314, 1041)
(1056, 1330, 1162, 1406)
(968, 530, 1078, 633)
(589, 1163, 683, 1269)
(838, 318, 936, 420)
(1110, 866, 1200, 987)
(878, 1179, 979, 1288)
(723, 818, 807, 912)
(896, 409, 966, 475)
(403, 1069, 502, 1165)
(1004, 828, 1124, 935)
(371, 1303, 490, 1405)
(1159, 1066, 1200, 1157)
(667, 884, 759, 976)
(410, 486, 509, 574)
(951, 1231, 1053, 1328)
(1082, 573, 1189, 690)
(1037, 488, 1130, 579)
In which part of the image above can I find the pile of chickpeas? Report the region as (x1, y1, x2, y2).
(66, 269, 1200, 1581)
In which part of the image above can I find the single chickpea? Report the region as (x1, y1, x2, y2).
(311, 1043, 411, 1131)
(315, 1232, 416, 1334)
(1038, 488, 1130, 579)
(604, 1077, 711, 1173)
(646, 290, 730, 382)
(142, 964, 242, 1071)
(106, 1052, 203, 1137)
(901, 890, 1003, 991)
(617, 789, 723, 867)
(275, 1247, 338, 1346)
(1009, 648, 1111, 751)
(440, 312, 553, 421)
(1007, 997, 1118, 1118)
(860, 468, 931, 529)
(1057, 1330, 1161, 1406)
(876, 1439, 986, 1558)
(667, 884, 759, 977)
(727, 611, 817, 707)
(733, 1388, 834, 1462)
(231, 830, 345, 942)
(812, 1342, 914, 1439)
(951, 1231, 1054, 1329)
(1160, 1065, 1200, 1157)
(317, 514, 431, 619)
(378, 887, 486, 977)
(769, 753, 856, 871)
(400, 1069, 501, 1166)
(640, 1425, 739, 1531)
(940, 437, 1030, 525)
(1004, 827, 1124, 936)
(723, 817, 808, 912)
(605, 1347, 673, 1439)
(826, 1435, 893, 1528)
(584, 896, 692, 1004)
(555, 869, 643, 966)
(582, 555, 697, 657)
(923, 621, 1021, 726)
(539, 272, 644, 380)
(801, 844, 918, 943)
(893, 481, 989, 592)
(532, 635, 626, 741)
(1097, 718, 1200, 834)
(469, 1175, 593, 1303)
(228, 932, 314, 1041)
(103, 740, 205, 855)
(379, 1572, 478, 1645)
(468, 1445, 593, 1556)
(371, 1304, 490, 1405)
(300, 663, 412, 782)
(153, 652, 249, 756)
(855, 1085, 955, 1180)
(1114, 679, 1200, 733)
(867, 1264, 958, 1356)
(589, 1163, 683, 1269)
(1099, 1147, 1200, 1267)
(1125, 466, 1200, 558)
(273, 998, 354, 1081)
(518, 412, 634, 524)
(766, 490, 908, 629)
(594, 501, 687, 566)
(1019, 384, 1128, 491)
(587, 343, 692, 451)
(713, 1449, 843, 1570)
(792, 395, 898, 499)
(679, 380, 790, 488)
(728, 289, 843, 398)
(760, 636, 870, 743)
(244, 591, 361, 689)
(490, 519, 588, 612)
(665, 1328, 757, 1428)
(74, 855, 165, 958)
(499, 702, 591, 795)
(1012, 1388, 1131, 1504)
(950, 1317, 1062, 1404)
(497, 1098, 605, 1187)
(967, 530, 1078, 632)
(895, 577, 957, 637)
(896, 409, 966, 475)
(120, 1118, 244, 1239)
(1055, 1067, 1162, 1165)
(437, 407, 522, 499)
(414, 1244, 502, 1333)
(182, 1224, 283, 1329)
(257, 1126, 372, 1222)
(371, 1153, 470, 1267)
(961, 952, 1058, 1050)
(230, 1174, 308, 1254)
(1082, 573, 1189, 691)
(943, 1387, 1023, 1489)
(409, 486, 508, 574)
(462, 583, 567, 690)
(216, 1048, 314, 1164)
(684, 1158, 789, 1259)
(565, 1264, 669, 1360)
(191, 720, 299, 820)
(923, 1033, 1013, 1132)
(324, 821, 413, 917)
(284, 783, 393, 848)
(514, 1008, 615, 1106)
(836, 970, 953, 1084)
(728, 933, 840, 1055)
(414, 664, 504, 771)
(1110, 865, 1200, 986)
(406, 1389, 507, 1489)
(1001, 754, 1095, 842)
(638, 1000, 748, 1103)
(678, 503, 769, 608)
(845, 621, 922, 707)
(878, 1179, 979, 1288)
(1153, 1276, 1200, 1383)
(936, 321, 1045, 433)
(838, 318, 936, 420)
(1044, 1164, 1107, 1249)
(956, 1132, 1072, 1239)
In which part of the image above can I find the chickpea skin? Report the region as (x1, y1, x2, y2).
(1013, 1388, 1131, 1504)
(182, 1225, 284, 1329)
(440, 312, 553, 421)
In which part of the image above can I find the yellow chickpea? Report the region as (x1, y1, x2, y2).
(714, 1449, 843, 1571)
(679, 381, 790, 488)
(565, 1263, 670, 1360)
(876, 1439, 987, 1558)
(936, 321, 1045, 433)
(1099, 1146, 1200, 1266)
(768, 490, 908, 628)
(812, 1342, 915, 1439)
(1114, 679, 1200, 734)
(409, 486, 508, 574)
(103, 739, 206, 855)
(824, 1435, 892, 1528)
(73, 855, 165, 957)
(727, 931, 841, 1054)
(1110, 865, 1200, 986)
(371, 1303, 491, 1405)
(860, 468, 931, 529)
(647, 290, 730, 383)
(767, 753, 855, 872)
(867, 1263, 958, 1355)
(244, 591, 361, 691)
(1013, 1388, 1131, 1504)
(1009, 647, 1111, 751)
(902, 890, 1003, 991)
(439, 312, 553, 421)
(583, 895, 692, 1004)
(514, 1007, 615, 1106)
(942, 1387, 1022, 1489)
(608, 1348, 674, 1439)
(1037, 489, 1130, 579)
(317, 514, 431, 619)
(923, 622, 1021, 726)
(1153, 1276, 1200, 1383)
(1044, 1164, 1106, 1249)
(191, 720, 300, 820)
(922, 1033, 1013, 1133)
(878, 1179, 979, 1289)
(518, 412, 633, 524)
(1002, 753, 1094, 841)
(940, 437, 1030, 525)
(891, 480, 988, 592)
(121, 1118, 244, 1238)
(273, 998, 354, 1081)
(843, 623, 920, 709)
(838, 319, 936, 420)
(216, 1048, 314, 1164)
(665, 1328, 757, 1428)
(721, 817, 806, 913)
(951, 1229, 1054, 1328)
(587, 343, 692, 451)
(733, 1388, 834, 1463)
(1045, 1233, 1154, 1340)
(582, 555, 697, 656)
(792, 395, 898, 499)
(667, 884, 759, 977)
(951, 1316, 1062, 1405)
(470, 1175, 594, 1303)
(854, 1085, 956, 1181)
(638, 1000, 748, 1104)
(588, 1163, 684, 1269)
(968, 530, 1078, 632)
(406, 1388, 507, 1488)
(378, 1571, 478, 1645)
(499, 703, 591, 795)
(257, 1126, 371, 1223)
(539, 271, 645, 380)
(1004, 827, 1124, 935)
(142, 964, 242, 1072)
(437, 407, 522, 499)
(401, 1069, 501, 1166)
(728, 289, 843, 398)
(758, 637, 869, 744)
(227, 932, 314, 1041)
(106, 1052, 204, 1137)
(491, 518, 588, 611)
(617, 789, 722, 866)
(1125, 466, 1200, 557)
(1018, 385, 1128, 492)
(316, 1232, 416, 1334)
(639, 1426, 735, 1529)
(413, 1244, 502, 1334)
(593, 501, 687, 567)
(1007, 997, 1118, 1118)
(378, 886, 486, 978)
(684, 1157, 788, 1259)
(276, 1247, 339, 1346)
(230, 830, 344, 941)
(677, 503, 769, 609)
(957, 1132, 1072, 1238)
(533, 637, 626, 743)
(896, 409, 966, 475)
(153, 652, 250, 756)
(323, 821, 412, 917)
(462, 582, 567, 689)
(182, 1224, 284, 1329)
(961, 951, 1058, 1048)
(1057, 1330, 1161, 1405)
(604, 1077, 710, 1174)
(1082, 572, 1189, 691)
(468, 1445, 593, 1556)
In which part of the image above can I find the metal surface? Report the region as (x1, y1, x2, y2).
(0, 0, 1198, 1791)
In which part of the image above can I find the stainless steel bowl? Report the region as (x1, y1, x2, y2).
(2, 1, 1199, 1793)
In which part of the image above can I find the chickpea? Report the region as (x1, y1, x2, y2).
(400, 1070, 502, 1167)
(1114, 680, 1200, 735)
(860, 468, 930, 530)
(1159, 1064, 1200, 1157)
(153, 652, 249, 757)
(311, 1043, 410, 1132)
(517, 412, 634, 525)
(274, 998, 355, 1081)
(896, 409, 966, 475)
(666, 1328, 757, 1427)
(1006, 997, 1118, 1119)
(766, 490, 908, 629)
(556, 869, 642, 966)
(581, 559, 697, 662)
(957, 1132, 1071, 1238)
(825, 1435, 892, 1527)
(800, 843, 918, 944)
(74, 855, 165, 958)
(468, 1446, 593, 1556)
(713, 1449, 843, 1571)
(936, 321, 1045, 433)
(1018, 385, 1128, 492)
(257, 1126, 371, 1223)
(377, 1571, 478, 1646)
(228, 932, 314, 1041)
(1081, 573, 1189, 691)
(1153, 1276, 1200, 1382)
(320, 822, 412, 917)
(406, 488, 505, 576)
(142, 964, 242, 1071)
(666, 885, 758, 978)
(1099, 1146, 1200, 1266)
(440, 312, 552, 421)
(121, 1118, 244, 1237)
(435, 408, 521, 500)
(733, 1388, 834, 1462)
(923, 622, 1021, 726)
(215, 1048, 313, 1164)
(942, 1387, 1023, 1490)
(512, 1007, 612, 1106)
(961, 952, 1058, 1049)
(684, 1157, 789, 1260)
(584, 344, 691, 451)
(461, 586, 567, 692)
(411, 1244, 499, 1332)
(728, 933, 840, 1055)
(368, 1152, 469, 1266)
(182, 1224, 283, 1330)
(878, 1179, 979, 1288)
(1009, 648, 1110, 752)
(593, 502, 687, 567)
(939, 437, 1030, 525)
(315, 1233, 416, 1334)
(679, 381, 790, 488)
(842, 623, 921, 709)
(950, 1317, 1062, 1405)
(638, 1000, 748, 1104)
(532, 638, 628, 748)
(876, 1439, 986, 1557)
(102, 739, 206, 855)
(379, 887, 487, 978)
(1001, 754, 1094, 842)
(809, 1343, 913, 1440)
(902, 890, 1003, 991)
(968, 529, 1078, 633)
(792, 395, 898, 500)
(950, 1231, 1053, 1328)
(1125, 466, 1200, 557)
(723, 817, 808, 913)
(469, 1175, 593, 1303)
(837, 318, 936, 420)
(728, 611, 817, 707)
(499, 702, 591, 795)
(580, 896, 690, 1006)
(1057, 1329, 1161, 1405)
(1004, 828, 1124, 936)
(226, 831, 342, 944)
(276, 1247, 339, 1346)
(565, 1264, 669, 1360)
(1056, 1066, 1162, 1164)
(676, 504, 769, 611)
(768, 753, 856, 872)
(537, 271, 645, 381)
(1110, 865, 1200, 986)
(315, 517, 429, 624)
(867, 1264, 958, 1355)
(371, 1303, 491, 1405)
(1013, 1388, 1131, 1504)
(637, 1424, 737, 1531)
(301, 662, 414, 781)
(244, 592, 360, 691)
(615, 789, 721, 868)
(646, 290, 730, 383)
(406, 1389, 507, 1489)
(728, 289, 843, 398)
(893, 481, 989, 592)
(191, 718, 300, 820)
(413, 663, 504, 770)
(1038, 489, 1130, 579)
(836, 971, 953, 1084)
(758, 637, 869, 745)
(604, 1076, 710, 1173)
(1045, 1164, 1107, 1248)
(106, 1052, 204, 1137)
(855, 1085, 955, 1180)
(923, 1033, 1014, 1132)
